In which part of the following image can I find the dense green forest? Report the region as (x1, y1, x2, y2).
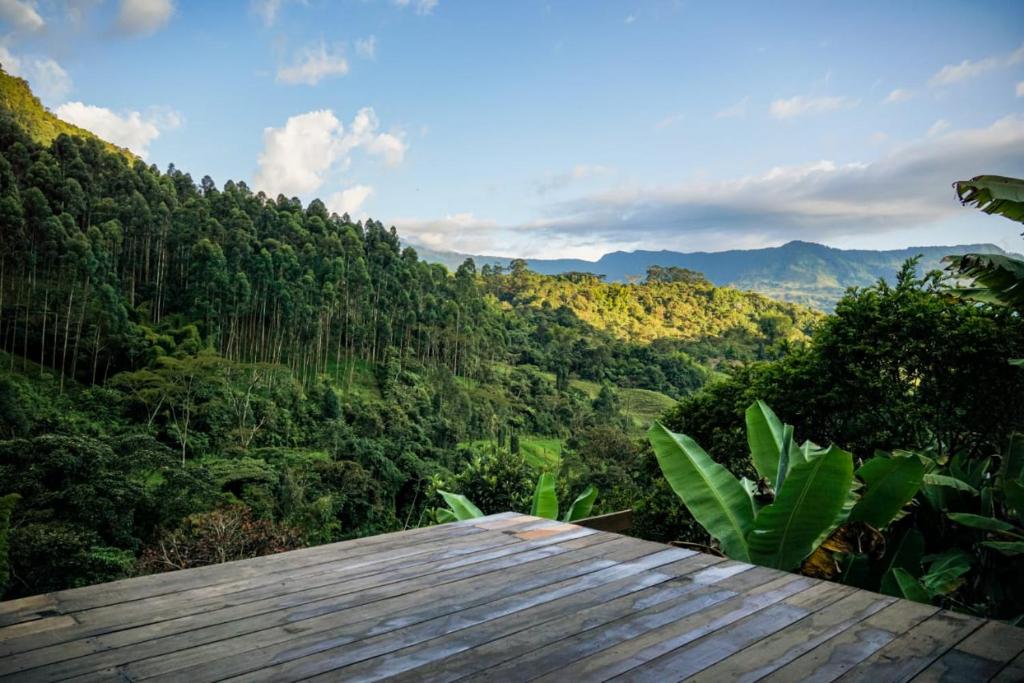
(0, 70, 813, 598)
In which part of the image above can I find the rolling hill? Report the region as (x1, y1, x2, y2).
(412, 240, 1015, 310)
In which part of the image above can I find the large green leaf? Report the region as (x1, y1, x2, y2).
(947, 512, 1022, 536)
(747, 445, 854, 571)
(889, 567, 932, 604)
(745, 400, 785, 484)
(849, 453, 925, 528)
(530, 473, 559, 520)
(982, 541, 1024, 556)
(649, 422, 754, 562)
(920, 550, 973, 597)
(563, 485, 597, 522)
(954, 175, 1024, 223)
(922, 473, 978, 495)
(437, 490, 484, 521)
(946, 253, 1024, 310)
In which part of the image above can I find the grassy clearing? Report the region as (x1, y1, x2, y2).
(519, 437, 562, 470)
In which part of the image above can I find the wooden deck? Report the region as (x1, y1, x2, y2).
(0, 513, 1021, 682)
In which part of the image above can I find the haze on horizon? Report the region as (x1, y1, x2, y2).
(1, 0, 1022, 260)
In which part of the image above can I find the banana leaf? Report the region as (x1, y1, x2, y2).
(947, 512, 1022, 536)
(849, 453, 925, 529)
(747, 445, 854, 570)
(745, 400, 785, 484)
(437, 490, 484, 521)
(563, 485, 597, 522)
(888, 567, 932, 604)
(530, 473, 559, 520)
(649, 421, 754, 562)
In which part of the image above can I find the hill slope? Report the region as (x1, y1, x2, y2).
(0, 67, 133, 158)
(412, 240, 1014, 310)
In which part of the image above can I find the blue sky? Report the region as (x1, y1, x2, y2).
(1, 0, 1023, 258)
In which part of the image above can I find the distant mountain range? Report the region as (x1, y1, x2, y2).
(410, 240, 1018, 310)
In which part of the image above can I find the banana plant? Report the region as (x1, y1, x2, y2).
(649, 401, 924, 572)
(431, 474, 597, 524)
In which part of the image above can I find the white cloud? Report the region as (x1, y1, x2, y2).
(0, 46, 72, 102)
(276, 42, 348, 85)
(397, 116, 1024, 257)
(254, 107, 407, 197)
(654, 112, 684, 129)
(883, 88, 913, 104)
(55, 102, 182, 157)
(929, 44, 1024, 87)
(0, 0, 43, 32)
(116, 0, 174, 36)
(715, 96, 748, 119)
(769, 95, 857, 119)
(355, 35, 376, 60)
(394, 0, 437, 15)
(1017, 81, 1024, 97)
(327, 184, 373, 216)
(927, 119, 950, 137)
(624, 14, 635, 24)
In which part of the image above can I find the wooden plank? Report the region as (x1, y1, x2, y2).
(462, 565, 780, 682)
(761, 599, 940, 683)
(575, 510, 633, 533)
(911, 620, 1024, 682)
(833, 610, 984, 682)
(1, 525, 609, 679)
(529, 571, 816, 682)
(297, 549, 708, 681)
(685, 588, 895, 682)
(11, 512, 520, 623)
(0, 516, 561, 655)
(150, 536, 676, 682)
(337, 556, 739, 683)
(621, 582, 853, 681)
(992, 648, 1024, 683)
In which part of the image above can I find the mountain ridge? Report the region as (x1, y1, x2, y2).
(409, 239, 1015, 310)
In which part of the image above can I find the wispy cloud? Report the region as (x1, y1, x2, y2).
(883, 88, 913, 104)
(276, 42, 349, 85)
(394, 0, 437, 16)
(116, 0, 174, 36)
(769, 94, 857, 119)
(535, 164, 613, 194)
(1017, 81, 1024, 97)
(927, 119, 950, 137)
(0, 0, 44, 33)
(355, 35, 377, 60)
(654, 112, 684, 129)
(714, 96, 748, 119)
(929, 44, 1024, 87)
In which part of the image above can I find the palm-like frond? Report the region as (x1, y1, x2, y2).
(954, 175, 1024, 224)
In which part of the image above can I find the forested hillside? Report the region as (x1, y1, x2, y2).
(0, 77, 813, 597)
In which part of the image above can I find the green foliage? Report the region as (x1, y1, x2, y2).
(530, 473, 558, 519)
(650, 403, 925, 572)
(0, 493, 18, 591)
(665, 262, 1024, 464)
(648, 421, 754, 562)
